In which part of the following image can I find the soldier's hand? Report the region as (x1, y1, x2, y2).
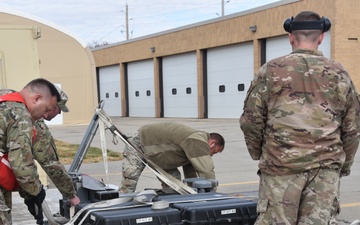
(69, 195, 81, 206)
(24, 186, 46, 224)
(24, 197, 37, 218)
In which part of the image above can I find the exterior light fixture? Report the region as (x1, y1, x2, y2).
(249, 25, 257, 32)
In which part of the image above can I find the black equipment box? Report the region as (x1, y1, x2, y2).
(75, 203, 183, 225)
(94, 189, 119, 201)
(73, 192, 257, 225)
(172, 198, 257, 225)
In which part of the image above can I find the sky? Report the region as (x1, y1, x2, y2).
(0, 0, 280, 46)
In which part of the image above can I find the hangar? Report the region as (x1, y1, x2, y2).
(0, 9, 97, 125)
(92, 0, 360, 119)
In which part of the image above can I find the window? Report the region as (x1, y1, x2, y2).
(238, 84, 245, 92)
(106, 93, 109, 98)
(135, 91, 139, 97)
(115, 92, 119, 97)
(219, 85, 225, 93)
(146, 90, 151, 96)
(186, 87, 191, 94)
(172, 88, 177, 95)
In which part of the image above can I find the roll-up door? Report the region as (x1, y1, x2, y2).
(207, 43, 254, 118)
(162, 52, 198, 118)
(266, 33, 331, 61)
(127, 59, 155, 117)
(98, 65, 121, 116)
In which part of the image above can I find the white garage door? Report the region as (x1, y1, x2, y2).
(98, 65, 121, 116)
(163, 52, 198, 118)
(207, 43, 254, 118)
(266, 33, 331, 61)
(127, 59, 155, 117)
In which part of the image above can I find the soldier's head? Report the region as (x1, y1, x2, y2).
(20, 78, 60, 121)
(284, 11, 331, 50)
(209, 133, 225, 156)
(43, 85, 70, 121)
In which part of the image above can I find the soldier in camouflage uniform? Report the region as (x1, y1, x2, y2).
(119, 122, 225, 193)
(20, 85, 80, 223)
(0, 86, 80, 224)
(0, 78, 60, 225)
(240, 11, 360, 225)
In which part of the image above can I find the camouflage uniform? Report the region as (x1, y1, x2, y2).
(240, 49, 360, 224)
(0, 97, 41, 225)
(0, 187, 12, 225)
(120, 122, 214, 193)
(18, 119, 77, 200)
(0, 88, 77, 224)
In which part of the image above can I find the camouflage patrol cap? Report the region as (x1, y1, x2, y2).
(54, 85, 69, 112)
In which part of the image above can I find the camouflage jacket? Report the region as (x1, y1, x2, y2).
(139, 122, 215, 180)
(0, 98, 42, 196)
(0, 89, 76, 199)
(240, 49, 360, 176)
(21, 119, 76, 199)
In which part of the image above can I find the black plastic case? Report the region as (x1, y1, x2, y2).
(75, 204, 183, 225)
(74, 192, 257, 225)
(172, 198, 257, 225)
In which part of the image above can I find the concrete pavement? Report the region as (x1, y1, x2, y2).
(11, 116, 360, 224)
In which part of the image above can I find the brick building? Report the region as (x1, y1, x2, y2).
(94, 0, 360, 119)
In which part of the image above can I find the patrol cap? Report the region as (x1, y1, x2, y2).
(54, 85, 69, 112)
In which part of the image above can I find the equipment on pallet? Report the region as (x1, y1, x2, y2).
(51, 102, 258, 225)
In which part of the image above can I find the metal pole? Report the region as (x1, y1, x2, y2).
(126, 3, 129, 40)
(68, 113, 99, 173)
(68, 101, 104, 173)
(221, 0, 224, 16)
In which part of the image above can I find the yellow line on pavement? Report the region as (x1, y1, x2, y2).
(219, 181, 259, 186)
(341, 202, 360, 208)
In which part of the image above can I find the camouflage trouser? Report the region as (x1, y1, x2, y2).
(0, 187, 12, 225)
(119, 131, 182, 193)
(255, 167, 340, 225)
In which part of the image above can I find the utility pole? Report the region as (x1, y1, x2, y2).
(221, 0, 224, 16)
(125, 3, 129, 40)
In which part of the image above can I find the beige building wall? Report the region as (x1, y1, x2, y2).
(0, 10, 98, 124)
(92, 0, 360, 118)
(332, 0, 360, 89)
(0, 25, 40, 90)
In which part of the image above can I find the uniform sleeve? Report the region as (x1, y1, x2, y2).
(180, 135, 216, 180)
(182, 163, 198, 179)
(340, 83, 360, 176)
(32, 121, 77, 199)
(239, 67, 268, 160)
(7, 114, 42, 196)
(188, 155, 216, 179)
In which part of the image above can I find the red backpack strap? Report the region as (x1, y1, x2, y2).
(0, 92, 36, 142)
(0, 92, 26, 104)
